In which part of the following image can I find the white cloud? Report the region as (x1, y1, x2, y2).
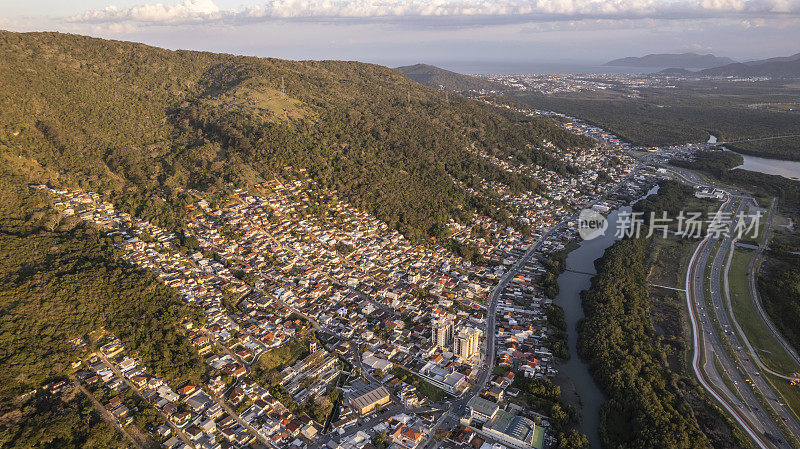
(71, 0, 221, 24)
(66, 0, 800, 27)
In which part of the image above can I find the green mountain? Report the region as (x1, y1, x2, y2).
(0, 31, 595, 442)
(605, 53, 735, 69)
(0, 31, 591, 240)
(395, 63, 505, 93)
(700, 52, 800, 77)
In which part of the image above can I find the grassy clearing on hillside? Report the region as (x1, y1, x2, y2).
(254, 332, 320, 375)
(203, 78, 311, 122)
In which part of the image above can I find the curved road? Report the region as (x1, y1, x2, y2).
(686, 196, 799, 449)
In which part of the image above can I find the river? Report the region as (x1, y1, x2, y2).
(554, 185, 659, 448)
(734, 154, 800, 181)
(708, 134, 800, 180)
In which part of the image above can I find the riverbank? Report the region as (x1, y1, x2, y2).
(708, 134, 800, 181)
(552, 185, 658, 448)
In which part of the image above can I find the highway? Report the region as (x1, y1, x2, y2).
(685, 195, 799, 449)
(746, 199, 800, 370)
(630, 151, 800, 447)
(722, 205, 797, 383)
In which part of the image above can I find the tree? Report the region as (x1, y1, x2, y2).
(559, 429, 589, 449)
(372, 431, 389, 449)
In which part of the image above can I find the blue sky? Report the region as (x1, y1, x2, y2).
(2, 0, 799, 71)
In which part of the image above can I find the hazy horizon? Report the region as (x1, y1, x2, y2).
(3, 0, 800, 73)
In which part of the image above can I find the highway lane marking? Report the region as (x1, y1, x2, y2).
(685, 199, 771, 449)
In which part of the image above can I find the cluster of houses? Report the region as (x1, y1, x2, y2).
(493, 257, 558, 380)
(481, 74, 617, 94)
(36, 116, 662, 449)
(44, 189, 350, 447)
(73, 338, 229, 449)
(482, 73, 680, 96)
(183, 177, 503, 394)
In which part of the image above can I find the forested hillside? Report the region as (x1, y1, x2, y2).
(395, 63, 506, 93)
(0, 30, 596, 444)
(0, 160, 205, 445)
(0, 30, 592, 241)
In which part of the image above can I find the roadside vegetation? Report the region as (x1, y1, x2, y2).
(727, 246, 800, 421)
(578, 182, 754, 448)
(758, 244, 800, 358)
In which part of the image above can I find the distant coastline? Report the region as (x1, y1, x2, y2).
(418, 61, 659, 75)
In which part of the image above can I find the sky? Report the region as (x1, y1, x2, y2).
(2, 0, 800, 73)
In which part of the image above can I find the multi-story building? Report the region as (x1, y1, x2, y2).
(482, 409, 544, 449)
(465, 398, 544, 449)
(454, 325, 481, 360)
(466, 396, 499, 424)
(432, 316, 454, 349)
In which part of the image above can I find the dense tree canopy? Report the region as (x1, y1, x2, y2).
(0, 392, 127, 449)
(0, 30, 593, 241)
(579, 236, 709, 449)
(579, 183, 711, 449)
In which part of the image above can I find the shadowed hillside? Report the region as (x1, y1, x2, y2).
(0, 31, 592, 240)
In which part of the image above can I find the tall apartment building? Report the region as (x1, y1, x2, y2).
(432, 316, 454, 349)
(454, 325, 481, 360)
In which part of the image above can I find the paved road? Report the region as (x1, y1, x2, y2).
(317, 206, 578, 449)
(635, 154, 800, 448)
(686, 197, 797, 449)
(712, 200, 800, 440)
(209, 390, 273, 447)
(419, 168, 643, 449)
(722, 199, 799, 382)
(73, 380, 146, 449)
(308, 168, 643, 449)
(97, 353, 197, 449)
(309, 404, 404, 449)
(746, 198, 800, 370)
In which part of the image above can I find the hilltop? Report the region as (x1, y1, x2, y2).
(395, 63, 506, 93)
(605, 52, 735, 69)
(700, 52, 800, 77)
(0, 31, 592, 241)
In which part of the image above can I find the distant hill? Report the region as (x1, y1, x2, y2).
(700, 53, 800, 77)
(605, 53, 735, 69)
(658, 67, 693, 75)
(395, 63, 505, 93)
(744, 52, 800, 66)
